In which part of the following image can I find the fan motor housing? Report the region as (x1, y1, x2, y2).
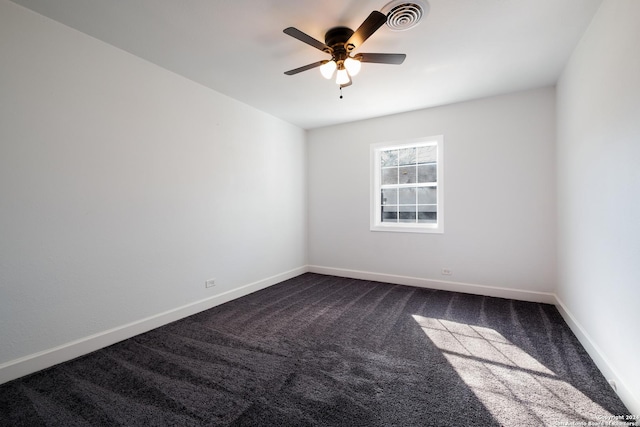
(324, 26, 355, 61)
(325, 27, 354, 48)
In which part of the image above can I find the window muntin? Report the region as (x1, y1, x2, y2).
(371, 136, 443, 233)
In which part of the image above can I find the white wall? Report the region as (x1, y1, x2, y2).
(308, 87, 557, 298)
(3, 0, 637, 414)
(0, 0, 306, 376)
(556, 0, 640, 414)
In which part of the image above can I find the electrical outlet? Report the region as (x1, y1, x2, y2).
(205, 278, 216, 288)
(441, 268, 452, 276)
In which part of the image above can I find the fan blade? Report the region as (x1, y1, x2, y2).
(346, 11, 387, 49)
(284, 60, 327, 76)
(356, 53, 406, 64)
(283, 27, 331, 52)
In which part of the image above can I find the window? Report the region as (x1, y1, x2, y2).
(370, 136, 443, 233)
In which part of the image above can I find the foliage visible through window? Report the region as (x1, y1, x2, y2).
(371, 136, 443, 233)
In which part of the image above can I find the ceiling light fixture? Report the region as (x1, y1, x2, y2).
(344, 57, 362, 76)
(335, 66, 351, 86)
(319, 60, 337, 79)
(284, 11, 407, 97)
(320, 56, 362, 84)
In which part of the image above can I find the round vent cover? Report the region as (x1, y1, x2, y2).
(382, 0, 429, 31)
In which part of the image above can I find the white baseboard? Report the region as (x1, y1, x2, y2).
(308, 265, 557, 304)
(553, 296, 640, 416)
(0, 266, 307, 386)
(309, 265, 639, 414)
(4, 265, 637, 416)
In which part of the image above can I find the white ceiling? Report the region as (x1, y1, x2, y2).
(12, 0, 602, 129)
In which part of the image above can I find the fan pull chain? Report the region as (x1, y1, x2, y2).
(339, 87, 343, 99)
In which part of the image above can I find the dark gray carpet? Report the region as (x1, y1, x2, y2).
(0, 273, 631, 426)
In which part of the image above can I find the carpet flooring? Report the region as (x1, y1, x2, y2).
(0, 273, 631, 426)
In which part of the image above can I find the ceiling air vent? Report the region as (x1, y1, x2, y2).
(382, 0, 429, 31)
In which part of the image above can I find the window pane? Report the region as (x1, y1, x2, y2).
(417, 145, 437, 164)
(418, 205, 437, 223)
(399, 187, 416, 204)
(382, 205, 398, 222)
(398, 147, 416, 166)
(418, 164, 437, 183)
(417, 187, 437, 204)
(398, 205, 417, 223)
(381, 188, 398, 205)
(399, 166, 416, 184)
(381, 168, 398, 185)
(381, 150, 398, 167)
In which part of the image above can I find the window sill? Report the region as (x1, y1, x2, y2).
(370, 223, 443, 234)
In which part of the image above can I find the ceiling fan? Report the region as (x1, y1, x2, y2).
(283, 10, 406, 89)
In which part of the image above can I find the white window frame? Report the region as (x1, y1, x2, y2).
(370, 135, 444, 234)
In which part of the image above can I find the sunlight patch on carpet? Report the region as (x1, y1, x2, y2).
(412, 315, 624, 426)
